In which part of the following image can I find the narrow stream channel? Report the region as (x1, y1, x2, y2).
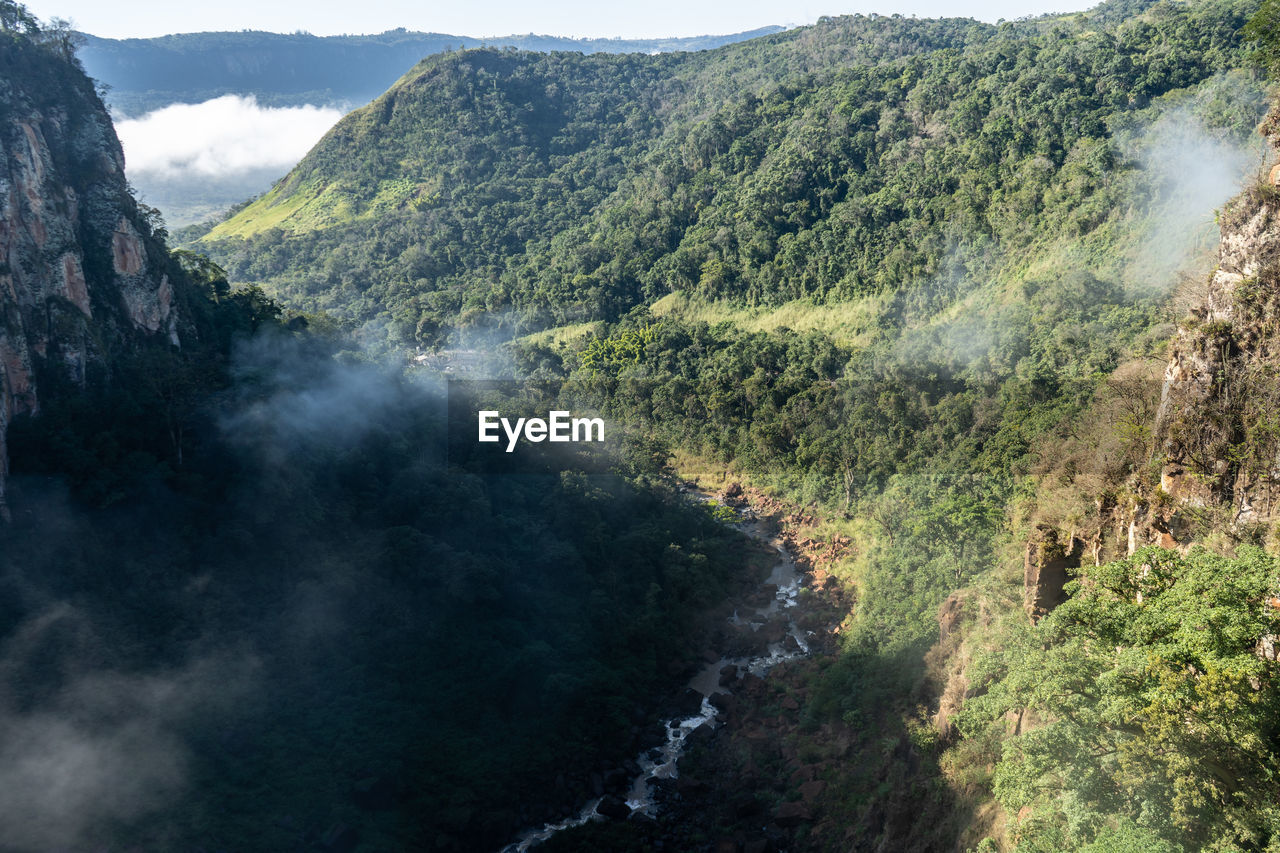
(499, 494, 813, 852)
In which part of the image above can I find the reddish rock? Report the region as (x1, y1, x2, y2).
(60, 252, 90, 316)
(0, 74, 181, 514)
(111, 217, 145, 275)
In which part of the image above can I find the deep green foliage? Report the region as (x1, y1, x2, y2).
(199, 0, 1260, 349)
(521, 266, 1159, 650)
(961, 547, 1280, 852)
(580, 323, 657, 375)
(1245, 0, 1280, 74)
(13, 1, 1277, 849)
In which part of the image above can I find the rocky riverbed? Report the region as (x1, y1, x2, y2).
(499, 483, 854, 852)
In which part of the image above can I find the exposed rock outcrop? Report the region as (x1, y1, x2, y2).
(1024, 525, 1083, 620)
(1023, 108, 1280, 590)
(1150, 142, 1280, 541)
(0, 36, 181, 517)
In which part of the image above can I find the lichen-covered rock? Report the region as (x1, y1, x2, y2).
(0, 37, 181, 517)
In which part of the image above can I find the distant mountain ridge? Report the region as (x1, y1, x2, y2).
(78, 27, 786, 115)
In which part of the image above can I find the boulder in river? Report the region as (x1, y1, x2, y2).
(720, 481, 748, 507)
(709, 692, 737, 714)
(727, 625, 770, 657)
(597, 795, 632, 820)
(686, 721, 717, 748)
(671, 687, 705, 717)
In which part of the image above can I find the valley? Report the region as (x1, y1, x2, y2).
(5, 0, 1280, 850)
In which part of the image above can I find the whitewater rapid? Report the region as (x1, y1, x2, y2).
(500, 497, 813, 852)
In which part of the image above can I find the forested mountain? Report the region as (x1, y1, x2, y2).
(0, 6, 765, 851)
(197, 0, 1263, 348)
(78, 26, 785, 232)
(11, 0, 1280, 850)
(192, 0, 1280, 850)
(79, 27, 784, 115)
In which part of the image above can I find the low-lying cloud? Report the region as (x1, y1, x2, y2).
(115, 95, 344, 179)
(1129, 107, 1264, 287)
(0, 600, 258, 851)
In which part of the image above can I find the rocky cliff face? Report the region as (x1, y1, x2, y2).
(0, 36, 179, 517)
(1150, 127, 1280, 543)
(1023, 525, 1084, 620)
(1021, 107, 1280, 611)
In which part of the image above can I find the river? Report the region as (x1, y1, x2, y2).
(499, 492, 815, 852)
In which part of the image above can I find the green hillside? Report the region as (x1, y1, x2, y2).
(180, 0, 1280, 850)
(199, 0, 1263, 349)
(14, 0, 1280, 849)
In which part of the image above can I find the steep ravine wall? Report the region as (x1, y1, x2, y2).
(1023, 107, 1280, 615)
(1153, 185, 1280, 528)
(0, 38, 179, 517)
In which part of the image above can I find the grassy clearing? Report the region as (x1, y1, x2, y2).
(207, 177, 410, 239)
(514, 321, 603, 348)
(649, 291, 889, 347)
(205, 178, 361, 238)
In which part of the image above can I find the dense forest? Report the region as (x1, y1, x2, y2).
(0, 7, 766, 850)
(192, 0, 1280, 850)
(198, 0, 1262, 346)
(8, 0, 1280, 850)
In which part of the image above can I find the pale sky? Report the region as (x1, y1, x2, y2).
(24, 0, 1094, 40)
